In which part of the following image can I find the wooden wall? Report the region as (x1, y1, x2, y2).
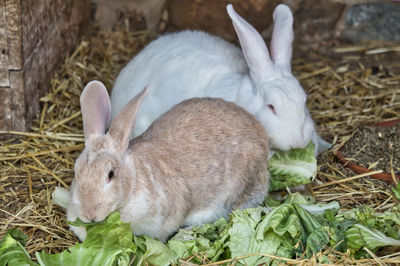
(0, 0, 90, 132)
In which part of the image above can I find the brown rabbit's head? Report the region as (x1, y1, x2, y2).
(69, 81, 148, 223)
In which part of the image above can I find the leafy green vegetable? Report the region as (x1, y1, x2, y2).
(268, 142, 317, 191)
(391, 183, 400, 200)
(228, 207, 281, 265)
(282, 192, 315, 205)
(5, 174, 400, 265)
(35, 212, 135, 266)
(4, 200, 400, 266)
(346, 224, 400, 253)
(168, 217, 228, 263)
(128, 218, 229, 265)
(300, 202, 340, 216)
(305, 226, 331, 256)
(338, 205, 400, 239)
(0, 229, 38, 266)
(133, 236, 178, 266)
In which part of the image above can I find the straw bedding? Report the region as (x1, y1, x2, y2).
(0, 27, 399, 264)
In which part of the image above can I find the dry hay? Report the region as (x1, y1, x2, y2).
(0, 25, 399, 265)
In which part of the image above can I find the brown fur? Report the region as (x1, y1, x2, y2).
(130, 97, 269, 213)
(68, 81, 269, 242)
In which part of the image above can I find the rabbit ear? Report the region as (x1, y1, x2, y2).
(108, 86, 149, 153)
(80, 80, 112, 141)
(227, 4, 273, 81)
(270, 4, 294, 72)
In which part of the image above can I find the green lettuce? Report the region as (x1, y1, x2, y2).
(391, 183, 400, 200)
(4, 174, 400, 265)
(132, 204, 321, 265)
(3, 200, 400, 265)
(346, 224, 400, 253)
(35, 212, 135, 266)
(228, 207, 288, 265)
(338, 205, 400, 240)
(133, 236, 178, 266)
(131, 217, 230, 265)
(0, 229, 38, 266)
(168, 217, 228, 263)
(268, 142, 317, 191)
(165, 201, 341, 265)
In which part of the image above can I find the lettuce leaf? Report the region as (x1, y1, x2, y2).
(5, 175, 400, 265)
(4, 201, 400, 265)
(338, 205, 400, 239)
(133, 236, 178, 266)
(35, 212, 135, 266)
(269, 142, 317, 191)
(346, 224, 400, 253)
(0, 229, 38, 266)
(168, 217, 228, 263)
(228, 207, 278, 265)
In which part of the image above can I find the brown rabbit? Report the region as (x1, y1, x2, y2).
(67, 80, 269, 242)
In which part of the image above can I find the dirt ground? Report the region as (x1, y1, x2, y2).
(341, 123, 400, 174)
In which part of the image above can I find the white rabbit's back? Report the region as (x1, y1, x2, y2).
(111, 30, 248, 137)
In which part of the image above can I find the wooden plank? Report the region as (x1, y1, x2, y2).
(5, 0, 22, 70)
(9, 70, 25, 131)
(0, 0, 10, 86)
(0, 66, 9, 87)
(48, 0, 64, 30)
(20, 0, 62, 65)
(14, 0, 90, 131)
(20, 0, 44, 65)
(0, 87, 11, 131)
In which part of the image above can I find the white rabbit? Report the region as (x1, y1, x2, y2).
(67, 81, 270, 242)
(111, 4, 329, 154)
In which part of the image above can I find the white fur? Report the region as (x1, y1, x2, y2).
(119, 188, 160, 238)
(67, 205, 87, 240)
(67, 180, 88, 240)
(183, 206, 227, 227)
(111, 4, 326, 153)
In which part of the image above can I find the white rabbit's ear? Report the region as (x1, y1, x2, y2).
(227, 4, 273, 81)
(80, 80, 112, 141)
(108, 86, 149, 152)
(270, 4, 294, 72)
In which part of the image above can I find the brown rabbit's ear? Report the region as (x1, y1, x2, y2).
(80, 80, 112, 141)
(108, 86, 149, 153)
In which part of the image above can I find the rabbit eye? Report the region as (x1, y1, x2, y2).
(267, 104, 276, 115)
(108, 170, 115, 180)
